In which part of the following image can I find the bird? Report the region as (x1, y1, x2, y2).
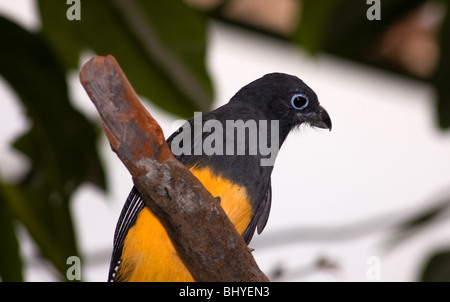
(107, 72, 332, 281)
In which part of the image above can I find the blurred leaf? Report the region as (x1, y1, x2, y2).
(420, 250, 450, 281)
(0, 194, 23, 282)
(38, 0, 213, 118)
(319, 0, 426, 60)
(384, 196, 450, 250)
(0, 183, 69, 278)
(433, 8, 450, 129)
(0, 16, 105, 192)
(397, 199, 450, 231)
(0, 16, 105, 278)
(294, 0, 345, 53)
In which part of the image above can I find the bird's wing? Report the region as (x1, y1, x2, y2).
(107, 124, 191, 281)
(108, 186, 145, 281)
(242, 181, 272, 244)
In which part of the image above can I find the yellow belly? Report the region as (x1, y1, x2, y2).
(116, 167, 253, 282)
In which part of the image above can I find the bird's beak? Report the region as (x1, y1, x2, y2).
(309, 105, 332, 131)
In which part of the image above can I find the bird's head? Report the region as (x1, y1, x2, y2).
(230, 73, 332, 133)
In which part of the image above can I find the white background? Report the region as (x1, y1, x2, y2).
(1, 0, 450, 282)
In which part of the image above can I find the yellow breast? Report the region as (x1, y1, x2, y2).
(116, 167, 253, 282)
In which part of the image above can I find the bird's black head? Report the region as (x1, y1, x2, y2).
(230, 73, 332, 134)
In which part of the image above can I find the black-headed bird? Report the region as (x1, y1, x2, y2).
(108, 73, 332, 281)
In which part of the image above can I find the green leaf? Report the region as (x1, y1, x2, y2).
(294, 0, 345, 53)
(0, 182, 68, 279)
(0, 16, 105, 278)
(0, 16, 105, 193)
(38, 0, 213, 118)
(0, 192, 23, 282)
(420, 250, 450, 281)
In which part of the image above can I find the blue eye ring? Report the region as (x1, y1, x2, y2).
(291, 93, 309, 110)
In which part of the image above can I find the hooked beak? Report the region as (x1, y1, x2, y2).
(309, 105, 332, 131)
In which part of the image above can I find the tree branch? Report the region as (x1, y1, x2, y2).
(79, 55, 269, 282)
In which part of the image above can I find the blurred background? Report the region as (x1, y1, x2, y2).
(0, 0, 450, 282)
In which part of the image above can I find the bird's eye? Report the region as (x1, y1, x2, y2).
(291, 94, 309, 110)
